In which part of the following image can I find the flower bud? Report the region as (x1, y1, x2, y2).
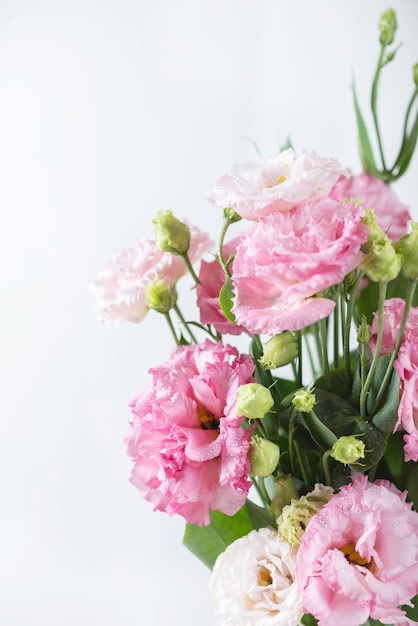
(249, 435, 280, 477)
(361, 209, 401, 282)
(153, 210, 191, 255)
(330, 435, 365, 465)
(223, 207, 242, 223)
(292, 389, 316, 413)
(277, 484, 334, 546)
(357, 315, 372, 345)
(379, 8, 397, 46)
(394, 222, 418, 279)
(258, 332, 298, 370)
(236, 383, 274, 420)
(269, 474, 299, 518)
(145, 279, 177, 313)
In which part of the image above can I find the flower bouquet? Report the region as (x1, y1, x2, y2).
(91, 9, 418, 626)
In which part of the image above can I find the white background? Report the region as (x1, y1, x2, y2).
(1, 1, 417, 625)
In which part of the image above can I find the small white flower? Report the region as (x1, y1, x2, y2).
(210, 528, 303, 626)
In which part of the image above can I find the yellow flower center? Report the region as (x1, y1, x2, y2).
(258, 566, 273, 586)
(276, 175, 287, 184)
(341, 544, 369, 567)
(198, 407, 219, 431)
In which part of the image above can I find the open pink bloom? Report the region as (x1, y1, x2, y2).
(231, 197, 368, 334)
(90, 224, 212, 324)
(209, 149, 349, 220)
(125, 340, 255, 526)
(296, 475, 418, 626)
(330, 173, 411, 241)
(370, 299, 418, 461)
(197, 236, 249, 336)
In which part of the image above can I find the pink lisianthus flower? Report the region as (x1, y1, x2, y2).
(197, 235, 249, 336)
(296, 475, 418, 626)
(330, 173, 411, 241)
(90, 224, 212, 324)
(370, 299, 418, 461)
(231, 197, 369, 334)
(125, 339, 256, 526)
(209, 148, 349, 220)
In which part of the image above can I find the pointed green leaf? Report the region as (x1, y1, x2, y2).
(352, 81, 378, 176)
(245, 499, 276, 530)
(182, 505, 253, 569)
(219, 277, 236, 323)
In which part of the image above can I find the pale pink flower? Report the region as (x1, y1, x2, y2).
(369, 297, 406, 355)
(296, 475, 418, 626)
(370, 299, 418, 461)
(197, 236, 249, 336)
(209, 149, 349, 220)
(330, 173, 411, 241)
(210, 528, 303, 626)
(231, 198, 369, 334)
(90, 224, 212, 324)
(125, 340, 255, 526)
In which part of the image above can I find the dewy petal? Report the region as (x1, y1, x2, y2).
(125, 340, 255, 526)
(231, 197, 368, 334)
(210, 528, 303, 626)
(296, 475, 418, 626)
(209, 148, 349, 220)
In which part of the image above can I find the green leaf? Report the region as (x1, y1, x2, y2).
(371, 367, 400, 433)
(182, 505, 253, 569)
(394, 110, 418, 178)
(219, 277, 236, 323)
(300, 614, 318, 626)
(406, 464, 418, 512)
(351, 419, 389, 471)
(403, 593, 418, 620)
(352, 81, 378, 176)
(245, 499, 276, 530)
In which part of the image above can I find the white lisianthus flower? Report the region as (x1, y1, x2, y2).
(210, 528, 303, 626)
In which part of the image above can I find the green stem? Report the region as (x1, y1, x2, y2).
(322, 450, 332, 486)
(372, 279, 417, 414)
(294, 442, 310, 485)
(359, 282, 387, 417)
(296, 331, 303, 388)
(333, 296, 340, 369)
(371, 44, 388, 172)
(288, 409, 297, 477)
(164, 312, 180, 346)
(319, 318, 331, 389)
(181, 251, 200, 284)
(303, 331, 317, 380)
(251, 476, 271, 509)
(344, 270, 365, 387)
(173, 304, 197, 343)
(218, 218, 233, 278)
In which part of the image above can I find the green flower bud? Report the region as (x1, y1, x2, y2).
(394, 222, 418, 279)
(379, 8, 397, 46)
(361, 209, 401, 282)
(357, 315, 372, 345)
(236, 383, 274, 420)
(330, 435, 365, 465)
(269, 474, 299, 519)
(223, 207, 242, 223)
(277, 484, 334, 546)
(249, 435, 280, 477)
(145, 279, 177, 313)
(292, 389, 316, 413)
(258, 332, 298, 370)
(413, 63, 418, 87)
(153, 210, 191, 255)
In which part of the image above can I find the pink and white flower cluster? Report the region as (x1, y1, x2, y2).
(370, 298, 418, 462)
(211, 476, 418, 626)
(199, 150, 412, 335)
